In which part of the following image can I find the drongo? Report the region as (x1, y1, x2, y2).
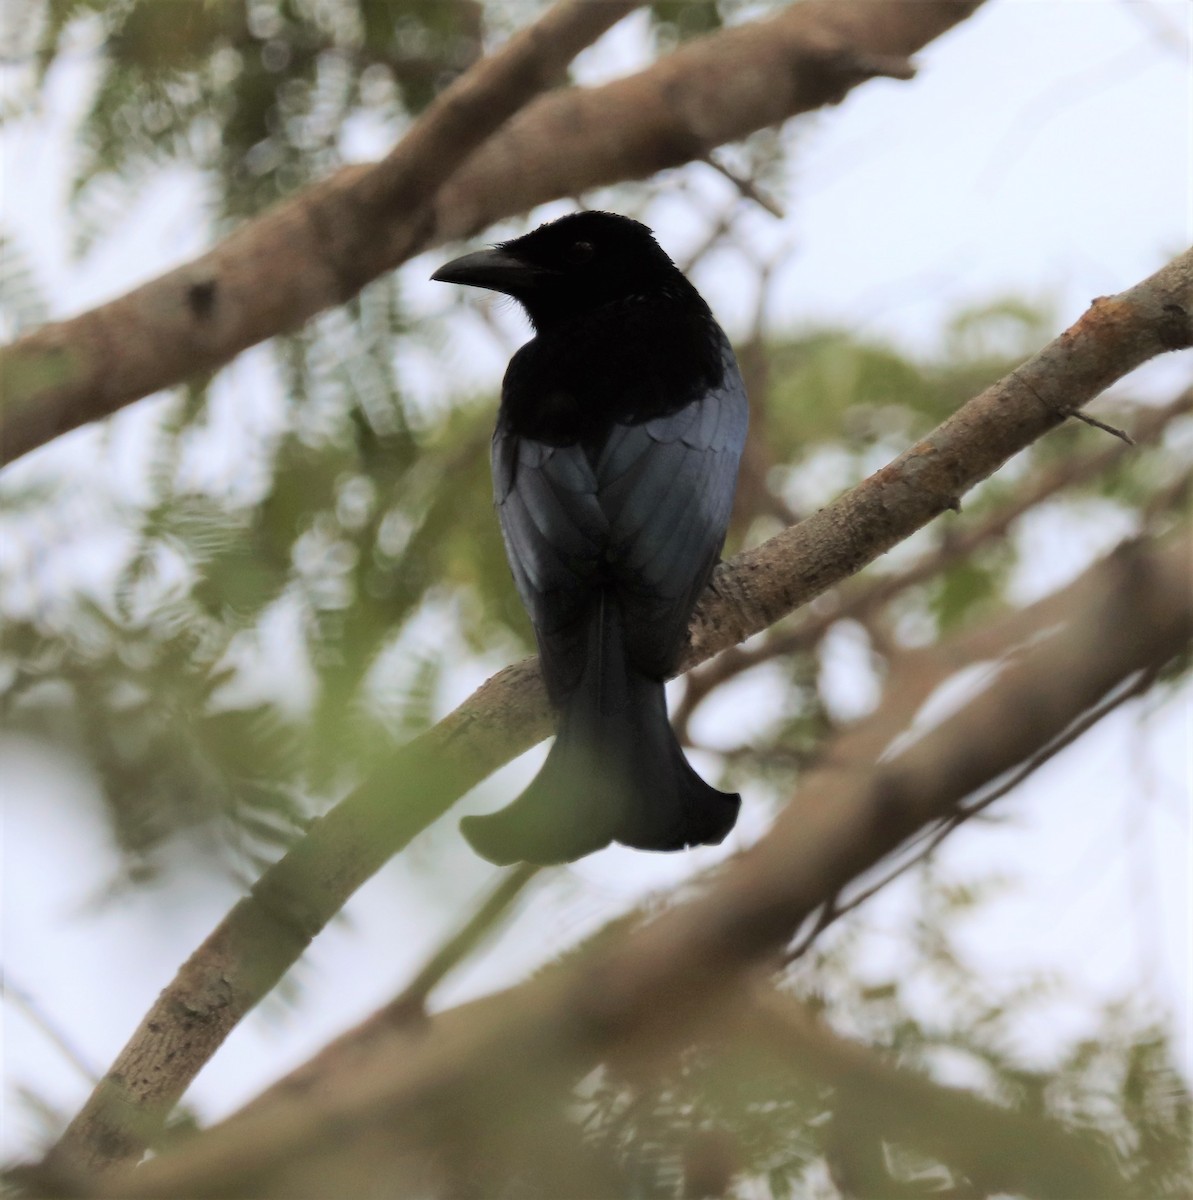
(433, 211, 747, 864)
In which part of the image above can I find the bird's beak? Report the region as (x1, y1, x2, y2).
(431, 248, 554, 293)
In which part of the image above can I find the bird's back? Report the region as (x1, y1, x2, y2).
(493, 316, 746, 697)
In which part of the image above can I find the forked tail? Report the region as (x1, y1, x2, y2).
(460, 595, 740, 865)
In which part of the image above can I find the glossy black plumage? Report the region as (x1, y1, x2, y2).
(433, 212, 747, 864)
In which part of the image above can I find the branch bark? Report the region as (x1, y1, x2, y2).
(0, 0, 984, 466)
(42, 245, 1193, 1178)
(93, 524, 1191, 1200)
(183, 535, 1184, 1170)
(683, 258, 1193, 665)
(674, 386, 1193, 736)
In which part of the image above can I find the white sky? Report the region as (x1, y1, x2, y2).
(2, 0, 1191, 1164)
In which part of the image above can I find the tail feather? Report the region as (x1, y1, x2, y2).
(460, 595, 740, 866)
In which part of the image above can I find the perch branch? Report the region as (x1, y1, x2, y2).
(674, 385, 1193, 736)
(220, 537, 1182, 1140)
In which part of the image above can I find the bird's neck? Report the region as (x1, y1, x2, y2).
(500, 295, 724, 446)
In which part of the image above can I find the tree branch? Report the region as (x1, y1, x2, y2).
(41, 245, 1193, 1177)
(674, 385, 1193, 737)
(387, 863, 540, 1023)
(0, 0, 985, 467)
(683, 264, 1193, 666)
(0, 0, 641, 465)
(88, 525, 1190, 1199)
(783, 662, 1162, 964)
(193, 536, 1181, 1167)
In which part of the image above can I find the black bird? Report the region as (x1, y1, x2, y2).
(433, 211, 747, 865)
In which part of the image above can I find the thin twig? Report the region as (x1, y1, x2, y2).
(676, 208, 737, 278)
(701, 153, 786, 219)
(784, 666, 1160, 963)
(1060, 405, 1136, 445)
(389, 864, 541, 1019)
(1019, 364, 1137, 445)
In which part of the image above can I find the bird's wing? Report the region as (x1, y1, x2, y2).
(596, 343, 747, 674)
(491, 424, 607, 641)
(493, 339, 747, 691)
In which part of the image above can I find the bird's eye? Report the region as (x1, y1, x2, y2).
(568, 240, 595, 265)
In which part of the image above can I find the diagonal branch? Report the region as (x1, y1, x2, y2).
(204, 534, 1185, 1148)
(41, 245, 1193, 1178)
(683, 260, 1193, 664)
(783, 656, 1163, 964)
(674, 385, 1193, 737)
(0, 0, 984, 467)
(93, 524, 1191, 1200)
(388, 863, 541, 1023)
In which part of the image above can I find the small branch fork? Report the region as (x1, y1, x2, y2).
(1062, 406, 1136, 444)
(701, 153, 786, 219)
(1015, 365, 1137, 444)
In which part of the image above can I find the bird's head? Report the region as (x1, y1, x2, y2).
(431, 211, 686, 330)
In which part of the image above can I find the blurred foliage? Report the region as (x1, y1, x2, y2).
(0, 349, 519, 876)
(22, 0, 484, 229)
(12, 0, 765, 238)
(0, 228, 50, 337)
(573, 868, 1192, 1198)
(3, 1, 1190, 1190)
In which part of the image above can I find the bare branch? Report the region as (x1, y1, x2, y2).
(0, 0, 986, 467)
(1061, 405, 1136, 444)
(41, 246, 1193, 1177)
(389, 864, 540, 1022)
(700, 153, 786, 219)
(238, 544, 1181, 1165)
(685, 271, 1193, 666)
(0, 0, 640, 466)
(193, 866, 543, 1154)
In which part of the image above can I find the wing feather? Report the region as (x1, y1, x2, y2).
(493, 337, 747, 687)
